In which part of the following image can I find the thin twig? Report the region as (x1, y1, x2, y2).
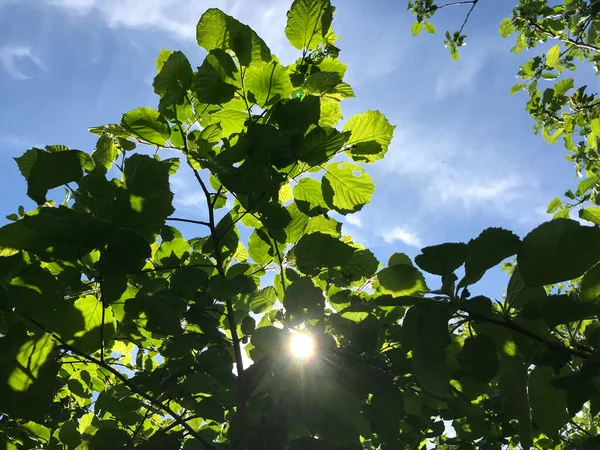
(167, 217, 210, 227)
(458, 0, 478, 34)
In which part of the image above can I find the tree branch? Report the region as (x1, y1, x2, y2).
(129, 263, 217, 275)
(167, 217, 210, 227)
(20, 314, 213, 449)
(463, 310, 591, 359)
(529, 20, 600, 53)
(458, 0, 478, 34)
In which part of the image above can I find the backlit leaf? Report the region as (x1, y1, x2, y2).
(322, 162, 375, 214)
(343, 111, 395, 163)
(377, 265, 427, 297)
(285, 0, 334, 50)
(121, 107, 170, 146)
(196, 8, 271, 66)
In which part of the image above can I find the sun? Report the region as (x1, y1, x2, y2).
(289, 332, 314, 359)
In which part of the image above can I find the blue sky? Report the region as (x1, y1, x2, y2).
(0, 0, 582, 297)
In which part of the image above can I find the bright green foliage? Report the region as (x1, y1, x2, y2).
(2, 2, 600, 450)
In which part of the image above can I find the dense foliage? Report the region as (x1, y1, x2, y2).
(1, 0, 600, 449)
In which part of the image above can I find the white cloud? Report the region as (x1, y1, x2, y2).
(345, 214, 362, 228)
(44, 0, 294, 61)
(170, 170, 207, 212)
(377, 118, 537, 218)
(379, 227, 423, 248)
(0, 45, 46, 79)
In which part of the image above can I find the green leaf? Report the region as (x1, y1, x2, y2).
(0, 324, 59, 421)
(414, 243, 467, 276)
(153, 50, 194, 104)
(245, 61, 292, 107)
(285, 0, 334, 50)
(0, 206, 111, 259)
(342, 249, 379, 280)
(518, 219, 600, 286)
(303, 71, 342, 95)
(554, 78, 575, 96)
(201, 109, 248, 138)
(458, 335, 499, 383)
(460, 228, 521, 287)
(319, 96, 343, 128)
(343, 111, 396, 163)
(284, 203, 309, 244)
(581, 262, 600, 302)
(411, 21, 423, 36)
(195, 49, 239, 105)
(15, 148, 93, 205)
(529, 367, 570, 438)
(112, 154, 175, 240)
(591, 118, 600, 136)
(423, 22, 436, 34)
(499, 17, 515, 38)
(300, 127, 350, 165)
(284, 277, 324, 318)
(377, 265, 427, 297)
(275, 96, 321, 134)
(403, 304, 451, 398)
(196, 8, 271, 66)
(250, 287, 278, 313)
(156, 49, 173, 72)
(72, 295, 116, 353)
(509, 83, 524, 95)
(541, 295, 599, 327)
(580, 207, 600, 226)
(294, 178, 330, 216)
(92, 134, 119, 173)
(251, 326, 285, 355)
(547, 197, 562, 213)
(241, 316, 256, 335)
(295, 232, 356, 272)
(546, 44, 561, 68)
(121, 107, 170, 146)
(305, 214, 341, 236)
(248, 228, 276, 266)
(322, 162, 375, 214)
(506, 266, 547, 310)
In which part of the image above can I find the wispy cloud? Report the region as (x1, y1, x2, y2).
(0, 133, 34, 150)
(376, 118, 536, 218)
(0, 45, 46, 79)
(379, 227, 423, 248)
(44, 0, 295, 61)
(345, 214, 362, 228)
(170, 170, 207, 213)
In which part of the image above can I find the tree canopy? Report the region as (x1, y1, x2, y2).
(1, 0, 600, 449)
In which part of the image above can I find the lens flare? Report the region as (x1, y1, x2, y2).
(290, 333, 314, 358)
